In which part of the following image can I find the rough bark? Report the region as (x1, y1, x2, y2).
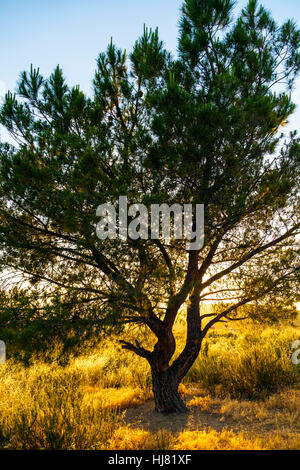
(151, 281, 203, 414)
(121, 252, 202, 414)
(149, 292, 202, 413)
(151, 367, 188, 413)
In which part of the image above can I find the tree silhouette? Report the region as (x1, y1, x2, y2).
(0, 0, 299, 412)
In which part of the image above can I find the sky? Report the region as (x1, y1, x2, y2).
(0, 0, 300, 133)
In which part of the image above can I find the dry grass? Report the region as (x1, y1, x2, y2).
(185, 325, 300, 399)
(83, 386, 152, 410)
(0, 324, 299, 450)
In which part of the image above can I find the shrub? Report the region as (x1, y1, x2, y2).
(185, 326, 300, 399)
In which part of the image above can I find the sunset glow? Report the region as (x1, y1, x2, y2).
(0, 0, 299, 454)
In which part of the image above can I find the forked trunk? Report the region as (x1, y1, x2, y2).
(151, 367, 188, 413)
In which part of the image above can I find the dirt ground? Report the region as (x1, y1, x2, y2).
(123, 387, 300, 439)
(124, 400, 239, 433)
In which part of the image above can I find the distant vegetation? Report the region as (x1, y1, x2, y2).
(0, 323, 299, 450)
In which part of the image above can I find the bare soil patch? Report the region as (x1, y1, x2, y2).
(124, 399, 236, 433)
(123, 387, 300, 438)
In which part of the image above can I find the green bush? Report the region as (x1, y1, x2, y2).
(185, 326, 300, 399)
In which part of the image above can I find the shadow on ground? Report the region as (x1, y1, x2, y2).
(124, 398, 239, 434)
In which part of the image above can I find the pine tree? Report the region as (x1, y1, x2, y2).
(0, 0, 299, 412)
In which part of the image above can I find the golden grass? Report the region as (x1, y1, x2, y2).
(173, 429, 265, 450)
(186, 325, 300, 399)
(0, 324, 299, 450)
(188, 395, 212, 411)
(105, 425, 300, 450)
(106, 427, 157, 450)
(83, 386, 152, 410)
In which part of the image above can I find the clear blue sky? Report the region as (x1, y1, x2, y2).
(0, 0, 300, 132)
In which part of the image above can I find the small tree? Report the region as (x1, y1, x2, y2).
(0, 0, 299, 412)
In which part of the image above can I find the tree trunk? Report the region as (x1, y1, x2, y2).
(151, 367, 188, 413)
